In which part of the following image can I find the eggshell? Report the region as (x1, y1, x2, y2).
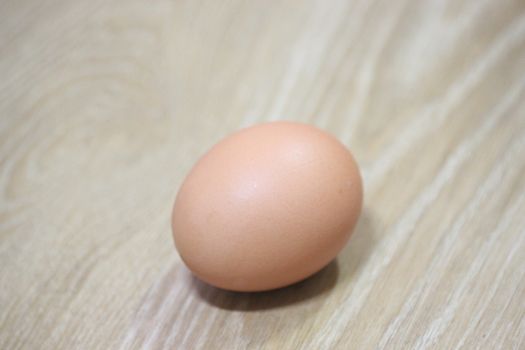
(172, 121, 362, 292)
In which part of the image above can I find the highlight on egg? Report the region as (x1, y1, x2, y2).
(171, 121, 363, 292)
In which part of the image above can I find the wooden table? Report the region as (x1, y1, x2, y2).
(1, 0, 524, 349)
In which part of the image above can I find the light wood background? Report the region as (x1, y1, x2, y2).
(1, 0, 525, 349)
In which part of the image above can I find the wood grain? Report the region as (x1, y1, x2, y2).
(1, 0, 524, 349)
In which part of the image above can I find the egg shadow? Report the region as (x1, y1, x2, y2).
(192, 208, 376, 311)
(192, 259, 338, 311)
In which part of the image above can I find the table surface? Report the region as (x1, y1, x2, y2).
(1, 0, 525, 349)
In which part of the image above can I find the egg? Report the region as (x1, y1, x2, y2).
(171, 121, 363, 292)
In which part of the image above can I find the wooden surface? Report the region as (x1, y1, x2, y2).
(1, 0, 525, 349)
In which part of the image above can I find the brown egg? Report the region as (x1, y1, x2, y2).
(172, 121, 363, 292)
